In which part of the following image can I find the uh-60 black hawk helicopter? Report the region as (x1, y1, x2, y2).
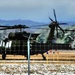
(0, 24, 40, 59)
(0, 9, 74, 60)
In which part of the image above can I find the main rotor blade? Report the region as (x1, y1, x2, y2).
(53, 9, 57, 22)
(59, 23, 68, 25)
(49, 17, 54, 22)
(0, 25, 29, 29)
(58, 25, 64, 33)
(12, 25, 29, 28)
(0, 26, 10, 27)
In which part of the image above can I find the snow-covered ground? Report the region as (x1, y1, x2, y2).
(0, 64, 75, 75)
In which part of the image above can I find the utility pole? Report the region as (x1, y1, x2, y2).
(27, 34, 31, 75)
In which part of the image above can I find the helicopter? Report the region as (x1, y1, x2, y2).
(0, 9, 74, 60)
(0, 24, 40, 59)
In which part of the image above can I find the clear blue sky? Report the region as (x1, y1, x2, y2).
(0, 0, 75, 23)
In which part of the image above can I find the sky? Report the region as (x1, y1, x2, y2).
(0, 0, 75, 23)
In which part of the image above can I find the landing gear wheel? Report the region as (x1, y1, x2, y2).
(2, 52, 6, 60)
(25, 55, 28, 60)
